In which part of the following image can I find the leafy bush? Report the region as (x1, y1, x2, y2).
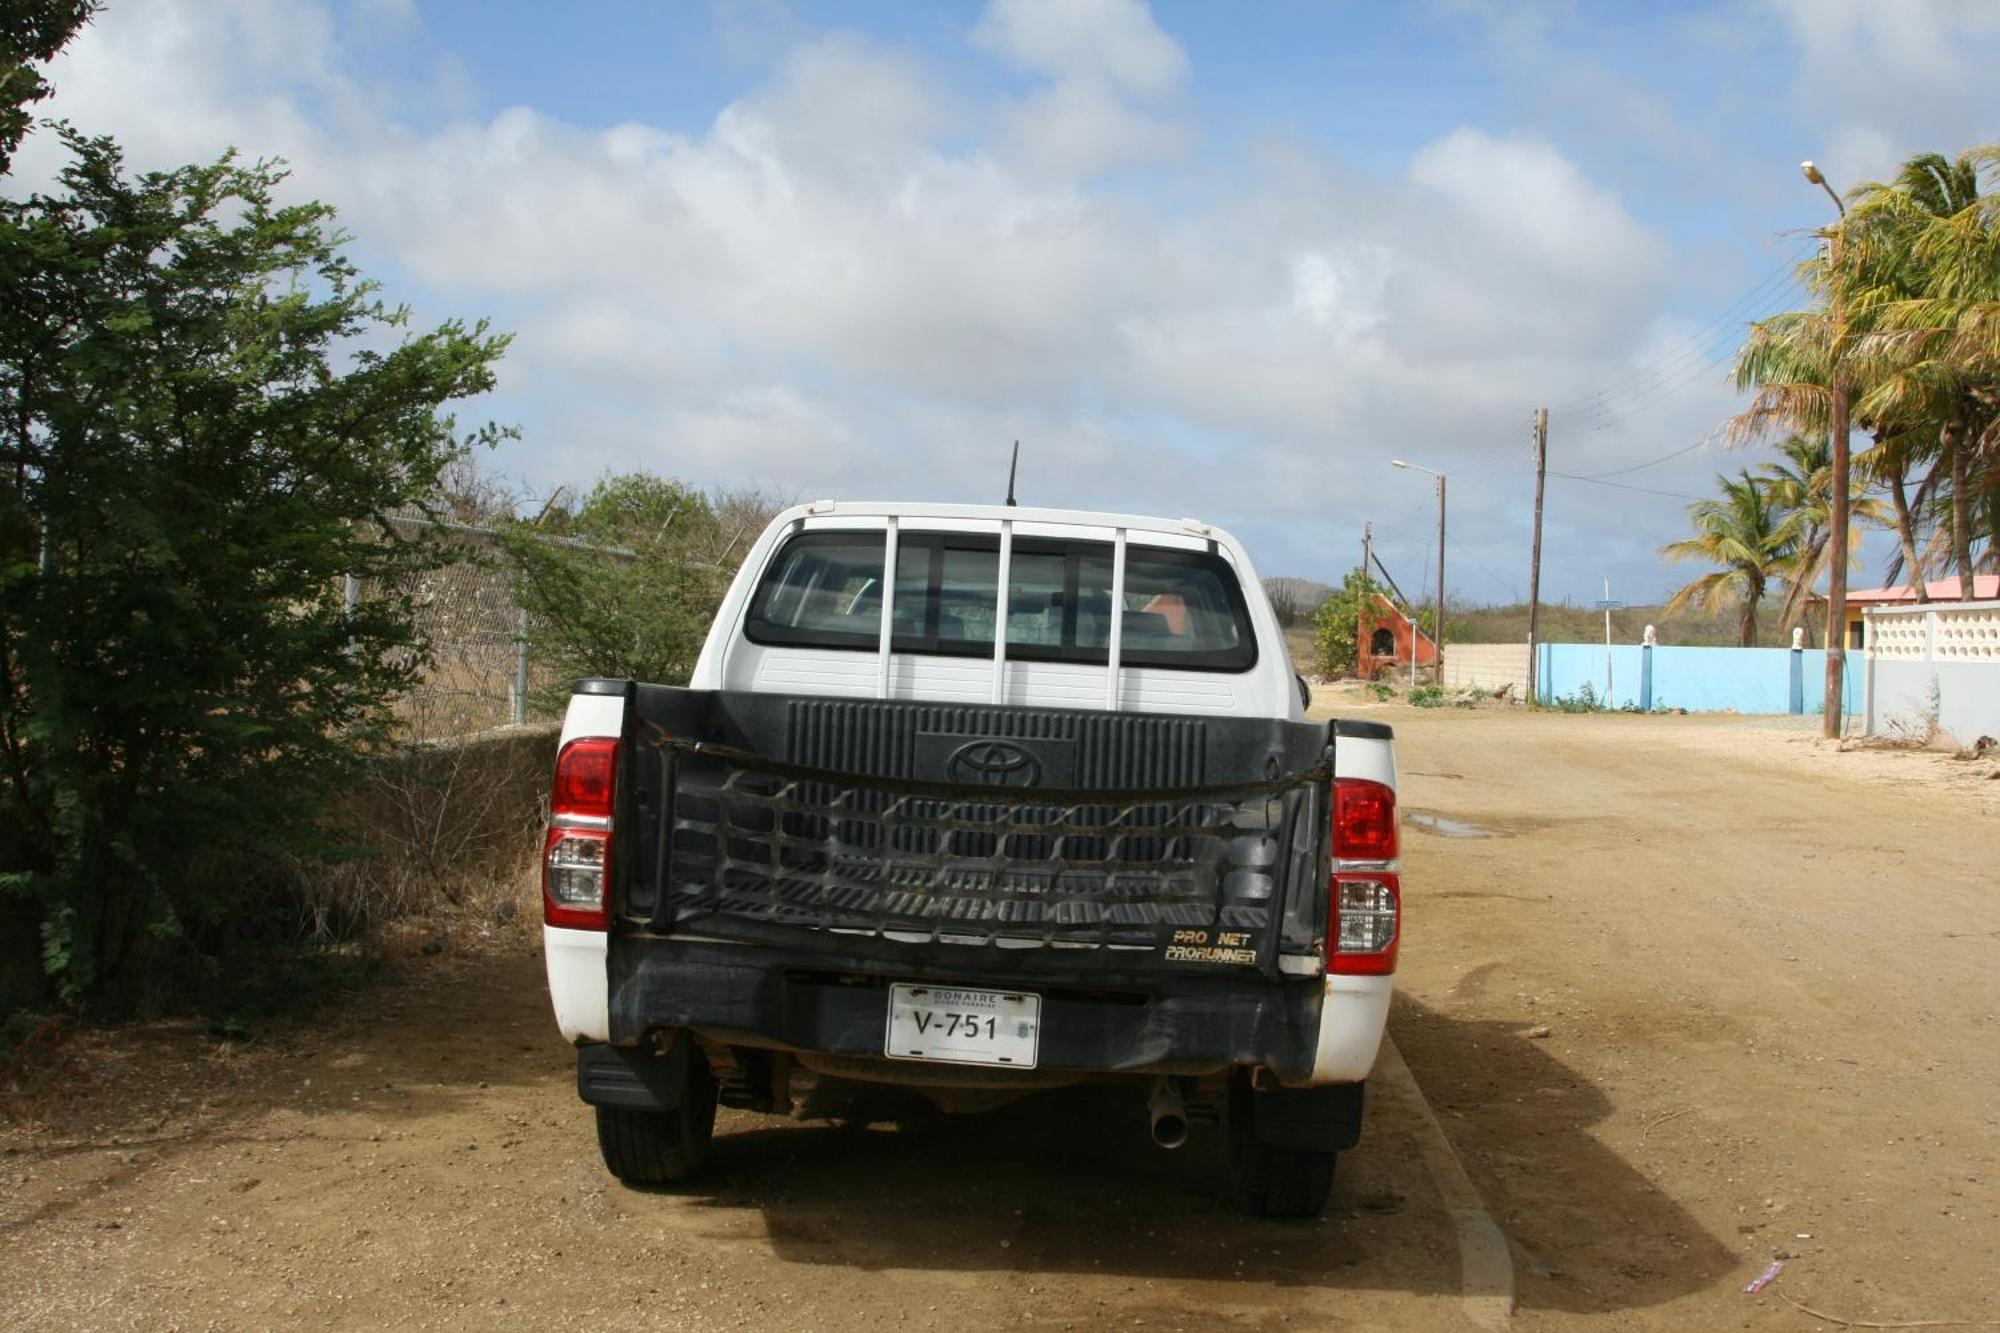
(1311, 568, 1383, 679)
(502, 475, 783, 705)
(1548, 683, 1603, 713)
(0, 135, 507, 1005)
(1409, 684, 1447, 708)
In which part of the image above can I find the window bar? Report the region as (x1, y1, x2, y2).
(1105, 526, 1127, 711)
(877, 516, 899, 699)
(991, 518, 1013, 705)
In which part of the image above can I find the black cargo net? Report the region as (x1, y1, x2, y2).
(646, 740, 1325, 963)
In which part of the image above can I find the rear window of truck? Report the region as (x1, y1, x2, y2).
(744, 530, 1257, 672)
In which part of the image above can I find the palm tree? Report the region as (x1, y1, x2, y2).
(1756, 433, 1890, 629)
(1734, 144, 2000, 601)
(1660, 471, 1798, 647)
(1840, 148, 1997, 598)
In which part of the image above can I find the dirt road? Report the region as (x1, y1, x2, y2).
(4, 705, 1997, 1331)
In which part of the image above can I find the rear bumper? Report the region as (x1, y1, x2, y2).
(604, 936, 1382, 1084)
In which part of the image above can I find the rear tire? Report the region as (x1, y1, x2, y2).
(1226, 1076, 1337, 1218)
(594, 1050, 718, 1185)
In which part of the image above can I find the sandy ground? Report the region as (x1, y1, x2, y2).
(3, 702, 1996, 1331)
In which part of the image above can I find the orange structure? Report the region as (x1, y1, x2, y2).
(1354, 594, 1438, 679)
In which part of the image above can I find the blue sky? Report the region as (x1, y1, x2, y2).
(18, 0, 2000, 605)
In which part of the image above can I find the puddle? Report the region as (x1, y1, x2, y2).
(1405, 811, 1501, 839)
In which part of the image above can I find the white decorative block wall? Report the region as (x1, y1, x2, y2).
(1933, 607, 2000, 662)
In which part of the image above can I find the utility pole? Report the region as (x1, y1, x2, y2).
(1526, 408, 1548, 705)
(1803, 160, 1849, 739)
(1362, 521, 1372, 584)
(1434, 473, 1446, 686)
(1391, 458, 1448, 685)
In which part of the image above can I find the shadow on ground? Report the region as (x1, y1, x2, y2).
(626, 994, 1734, 1313)
(1390, 993, 1740, 1315)
(674, 1077, 1460, 1297)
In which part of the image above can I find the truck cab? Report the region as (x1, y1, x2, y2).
(541, 501, 1400, 1216)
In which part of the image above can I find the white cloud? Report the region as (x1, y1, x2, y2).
(991, 75, 1189, 179)
(973, 0, 1190, 180)
(18, 0, 1737, 595)
(1410, 129, 1660, 283)
(1768, 0, 2000, 180)
(971, 0, 1187, 97)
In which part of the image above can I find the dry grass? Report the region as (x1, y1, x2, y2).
(292, 723, 559, 953)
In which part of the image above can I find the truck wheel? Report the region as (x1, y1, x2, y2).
(594, 1052, 718, 1185)
(1228, 1133, 1337, 1218)
(1226, 1077, 1337, 1218)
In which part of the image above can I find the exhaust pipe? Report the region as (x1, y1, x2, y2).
(1148, 1077, 1189, 1150)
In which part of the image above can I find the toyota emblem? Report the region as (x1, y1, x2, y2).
(945, 739, 1043, 787)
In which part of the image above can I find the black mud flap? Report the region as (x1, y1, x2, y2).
(577, 1036, 692, 1111)
(1249, 1079, 1365, 1152)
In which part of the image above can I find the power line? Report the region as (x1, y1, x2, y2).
(1378, 431, 1537, 551)
(1374, 432, 1539, 589)
(1551, 247, 1814, 418)
(1447, 530, 1519, 600)
(1568, 430, 1721, 481)
(1546, 471, 1700, 501)
(1416, 522, 1434, 613)
(1580, 280, 1809, 433)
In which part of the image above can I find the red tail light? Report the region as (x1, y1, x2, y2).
(553, 737, 617, 818)
(544, 738, 618, 930)
(1333, 778, 1398, 859)
(1330, 777, 1399, 974)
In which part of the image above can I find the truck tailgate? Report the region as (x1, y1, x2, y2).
(614, 687, 1333, 980)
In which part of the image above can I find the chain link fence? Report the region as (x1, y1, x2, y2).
(369, 495, 767, 743)
(369, 514, 628, 741)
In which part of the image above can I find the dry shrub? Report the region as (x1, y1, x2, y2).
(293, 723, 559, 951)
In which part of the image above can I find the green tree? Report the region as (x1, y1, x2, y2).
(1756, 432, 1889, 628)
(503, 473, 730, 701)
(1659, 471, 1797, 647)
(1, 135, 509, 1001)
(1310, 567, 1383, 679)
(0, 0, 93, 174)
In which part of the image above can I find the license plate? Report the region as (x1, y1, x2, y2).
(884, 984, 1041, 1068)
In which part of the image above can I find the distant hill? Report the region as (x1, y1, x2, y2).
(1262, 577, 1335, 628)
(1443, 599, 1804, 649)
(1262, 578, 1807, 651)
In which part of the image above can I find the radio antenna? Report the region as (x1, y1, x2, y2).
(1004, 440, 1020, 507)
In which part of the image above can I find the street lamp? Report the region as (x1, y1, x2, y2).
(1391, 459, 1446, 684)
(1802, 159, 1850, 739)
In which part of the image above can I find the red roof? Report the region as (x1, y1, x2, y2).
(1845, 575, 1999, 604)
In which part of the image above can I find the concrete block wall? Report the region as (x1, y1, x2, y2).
(1441, 642, 1531, 695)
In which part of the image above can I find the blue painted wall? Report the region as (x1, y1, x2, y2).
(1536, 643, 1858, 715)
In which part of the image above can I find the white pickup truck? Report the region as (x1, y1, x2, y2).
(540, 501, 1400, 1216)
